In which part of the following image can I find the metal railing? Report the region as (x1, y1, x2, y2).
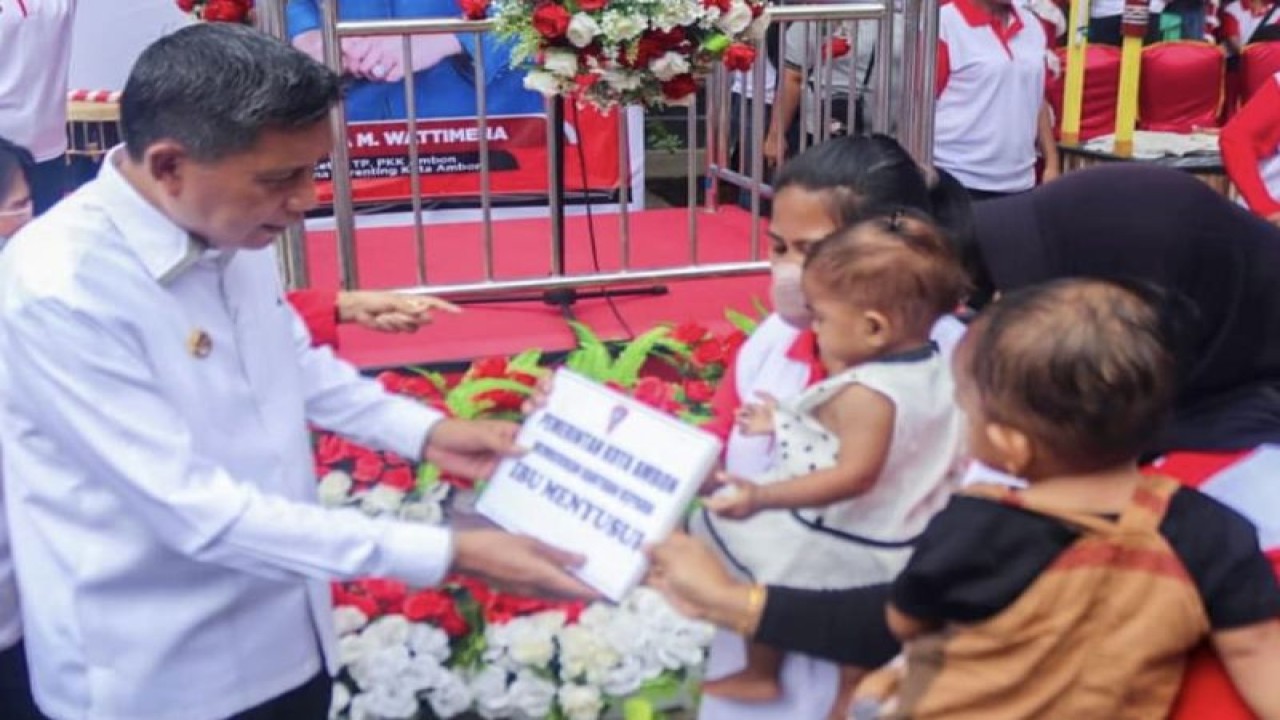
(255, 0, 940, 297)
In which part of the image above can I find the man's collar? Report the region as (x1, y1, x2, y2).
(96, 146, 215, 285)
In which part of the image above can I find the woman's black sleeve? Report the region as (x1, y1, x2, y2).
(754, 583, 901, 667)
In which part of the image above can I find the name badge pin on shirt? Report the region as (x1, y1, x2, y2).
(187, 329, 212, 359)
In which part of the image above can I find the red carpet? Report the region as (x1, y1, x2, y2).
(304, 206, 772, 368)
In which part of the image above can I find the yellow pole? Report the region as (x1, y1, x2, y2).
(1060, 0, 1090, 145)
(1113, 0, 1150, 157)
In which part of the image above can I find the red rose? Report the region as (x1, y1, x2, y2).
(438, 472, 477, 490)
(459, 0, 490, 19)
(314, 434, 352, 466)
(577, 0, 608, 10)
(749, 0, 765, 17)
(661, 74, 698, 102)
(476, 389, 525, 412)
(702, 0, 731, 12)
(671, 321, 708, 345)
(201, 0, 247, 22)
(633, 376, 672, 409)
(470, 356, 509, 379)
(397, 376, 441, 401)
(692, 339, 726, 367)
(722, 329, 748, 357)
(532, 2, 572, 40)
(684, 379, 715, 404)
(380, 464, 416, 492)
(509, 370, 539, 387)
(633, 29, 686, 67)
(452, 575, 493, 606)
(335, 591, 380, 618)
(823, 37, 851, 60)
(560, 600, 586, 623)
(176, 0, 197, 11)
(723, 43, 757, 72)
(402, 590, 470, 636)
(360, 578, 408, 611)
(351, 448, 385, 483)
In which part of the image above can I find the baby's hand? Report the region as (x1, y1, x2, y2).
(704, 473, 763, 520)
(735, 392, 778, 436)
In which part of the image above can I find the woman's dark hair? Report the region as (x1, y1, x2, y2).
(122, 23, 341, 162)
(0, 136, 35, 203)
(772, 134, 981, 300)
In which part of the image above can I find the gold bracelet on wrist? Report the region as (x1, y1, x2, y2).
(738, 583, 767, 637)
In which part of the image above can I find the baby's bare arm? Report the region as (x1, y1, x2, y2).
(1214, 619, 1280, 719)
(749, 384, 894, 511)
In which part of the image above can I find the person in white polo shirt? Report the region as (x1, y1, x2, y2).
(0, 23, 591, 720)
(934, 0, 1060, 200)
(0, 0, 75, 214)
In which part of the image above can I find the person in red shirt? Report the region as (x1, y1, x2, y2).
(1220, 70, 1280, 224)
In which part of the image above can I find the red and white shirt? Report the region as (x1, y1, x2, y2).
(1219, 71, 1280, 218)
(934, 0, 1048, 193)
(1221, 0, 1280, 47)
(0, 0, 76, 162)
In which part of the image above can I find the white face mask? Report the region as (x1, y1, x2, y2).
(770, 261, 813, 328)
(960, 459, 1028, 489)
(0, 203, 34, 245)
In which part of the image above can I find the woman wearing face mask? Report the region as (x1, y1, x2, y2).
(658, 162, 1280, 720)
(694, 134, 975, 720)
(0, 138, 35, 246)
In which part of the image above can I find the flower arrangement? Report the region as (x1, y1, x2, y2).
(315, 310, 762, 719)
(175, 0, 255, 24)
(486, 0, 770, 109)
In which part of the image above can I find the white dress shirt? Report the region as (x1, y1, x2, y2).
(0, 147, 454, 720)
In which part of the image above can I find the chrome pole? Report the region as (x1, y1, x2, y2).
(475, 39, 495, 280)
(321, 0, 360, 289)
(403, 35, 427, 285)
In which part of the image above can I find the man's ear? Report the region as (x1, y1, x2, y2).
(144, 141, 190, 198)
(986, 422, 1033, 477)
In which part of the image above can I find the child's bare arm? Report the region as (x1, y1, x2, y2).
(1213, 618, 1280, 719)
(885, 603, 938, 641)
(748, 384, 894, 511)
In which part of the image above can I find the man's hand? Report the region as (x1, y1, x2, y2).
(337, 291, 460, 334)
(763, 128, 788, 168)
(422, 418, 520, 480)
(453, 529, 598, 599)
(346, 35, 464, 82)
(703, 473, 763, 519)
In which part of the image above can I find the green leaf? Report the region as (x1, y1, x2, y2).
(445, 378, 534, 419)
(415, 462, 441, 494)
(622, 698, 659, 720)
(565, 343, 613, 381)
(568, 320, 607, 352)
(509, 348, 544, 372)
(609, 326, 671, 386)
(725, 308, 758, 335)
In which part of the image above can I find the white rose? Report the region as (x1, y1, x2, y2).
(602, 69, 643, 92)
(356, 684, 419, 719)
(508, 671, 557, 718)
(558, 683, 605, 720)
(428, 669, 474, 718)
(654, 631, 706, 670)
(558, 681, 601, 717)
(360, 484, 405, 516)
(407, 624, 451, 663)
(329, 681, 352, 719)
(557, 625, 620, 685)
(745, 14, 770, 42)
(470, 665, 516, 719)
(507, 620, 557, 668)
(649, 51, 691, 82)
(401, 653, 445, 693)
(523, 69, 564, 97)
(601, 11, 645, 42)
(317, 470, 353, 507)
(576, 603, 615, 630)
(338, 633, 373, 667)
(397, 499, 443, 525)
(544, 48, 580, 78)
(600, 654, 646, 697)
(333, 606, 369, 637)
(362, 614, 412, 649)
(567, 13, 600, 48)
(717, 1, 754, 34)
(349, 645, 412, 691)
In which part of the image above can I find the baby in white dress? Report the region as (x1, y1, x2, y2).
(701, 211, 969, 717)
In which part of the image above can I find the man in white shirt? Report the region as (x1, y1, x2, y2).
(0, 23, 589, 720)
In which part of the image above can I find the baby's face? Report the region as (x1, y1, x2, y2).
(803, 275, 882, 374)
